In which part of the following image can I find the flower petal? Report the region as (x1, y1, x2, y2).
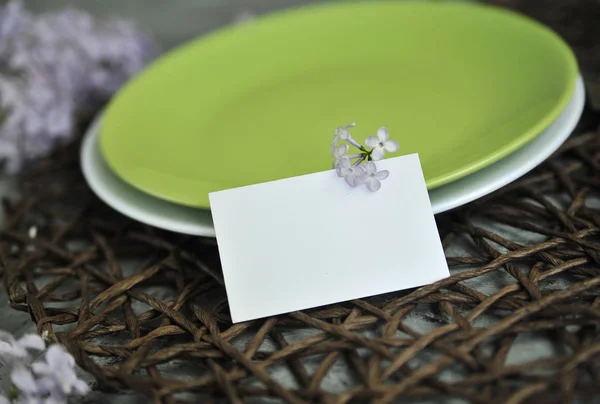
(46, 345, 74, 368)
(336, 144, 348, 157)
(383, 140, 399, 153)
(11, 366, 37, 394)
(0, 331, 17, 345)
(371, 147, 385, 161)
(365, 161, 377, 175)
(377, 127, 389, 142)
(364, 136, 379, 148)
(344, 175, 357, 187)
(356, 170, 367, 184)
(0, 341, 27, 362)
(0, 394, 10, 404)
(339, 157, 351, 169)
(376, 170, 389, 180)
(17, 334, 45, 351)
(366, 177, 381, 192)
(57, 368, 78, 394)
(0, 341, 16, 358)
(35, 376, 56, 395)
(32, 362, 52, 376)
(338, 128, 351, 140)
(73, 379, 90, 395)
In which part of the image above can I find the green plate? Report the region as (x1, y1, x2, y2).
(100, 1, 578, 208)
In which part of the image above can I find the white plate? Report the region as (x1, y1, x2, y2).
(81, 76, 584, 236)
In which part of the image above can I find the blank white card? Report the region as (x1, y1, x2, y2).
(209, 154, 449, 323)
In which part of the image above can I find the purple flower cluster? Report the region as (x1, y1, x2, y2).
(0, 330, 89, 403)
(0, 1, 158, 172)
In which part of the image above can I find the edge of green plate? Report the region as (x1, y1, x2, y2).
(421, 3, 578, 189)
(99, 1, 579, 205)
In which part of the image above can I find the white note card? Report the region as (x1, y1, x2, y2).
(209, 154, 449, 323)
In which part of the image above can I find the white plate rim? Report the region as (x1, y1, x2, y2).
(81, 75, 584, 235)
(429, 75, 585, 214)
(81, 122, 216, 236)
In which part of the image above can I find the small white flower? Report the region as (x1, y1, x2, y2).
(0, 331, 45, 366)
(336, 157, 365, 187)
(32, 345, 89, 396)
(0, 2, 158, 173)
(361, 161, 389, 192)
(331, 143, 348, 168)
(0, 394, 9, 404)
(11, 364, 72, 403)
(10, 366, 38, 396)
(365, 127, 399, 161)
(331, 122, 355, 147)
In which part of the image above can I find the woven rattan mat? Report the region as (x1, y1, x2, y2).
(2, 2, 600, 404)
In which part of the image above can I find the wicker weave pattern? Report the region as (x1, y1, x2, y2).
(1, 126, 599, 403)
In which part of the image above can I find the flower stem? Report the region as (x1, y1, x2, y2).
(346, 138, 364, 151)
(9, 385, 18, 400)
(353, 156, 366, 167)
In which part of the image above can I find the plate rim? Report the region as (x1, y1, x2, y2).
(81, 122, 216, 237)
(98, 1, 579, 208)
(81, 75, 584, 235)
(429, 75, 585, 214)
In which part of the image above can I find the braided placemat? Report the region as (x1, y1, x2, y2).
(2, 2, 600, 403)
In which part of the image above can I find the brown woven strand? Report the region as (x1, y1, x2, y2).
(2, 2, 600, 403)
(4, 125, 600, 404)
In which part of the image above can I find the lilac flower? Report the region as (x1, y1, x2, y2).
(0, 331, 45, 366)
(332, 122, 360, 149)
(0, 1, 158, 173)
(331, 143, 348, 168)
(365, 127, 399, 161)
(0, 1, 30, 57)
(0, 330, 89, 404)
(11, 364, 74, 403)
(32, 345, 89, 397)
(328, 123, 397, 191)
(336, 157, 365, 187)
(10, 366, 37, 397)
(361, 161, 389, 192)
